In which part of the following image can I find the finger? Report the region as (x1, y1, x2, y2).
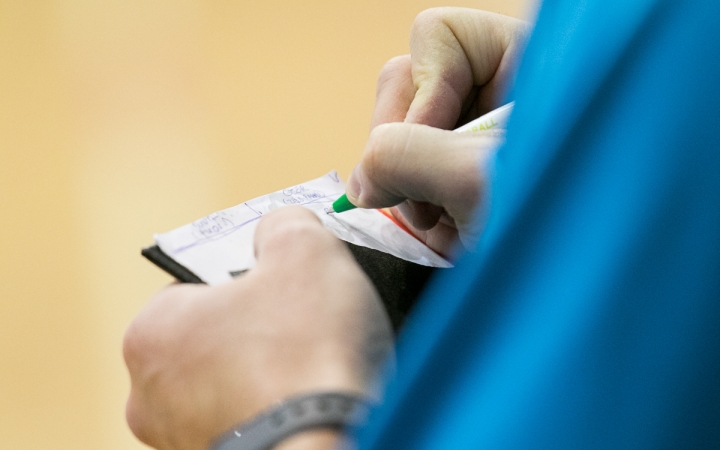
(396, 199, 444, 231)
(253, 206, 345, 267)
(347, 122, 496, 227)
(394, 199, 464, 235)
(389, 206, 458, 257)
(405, 7, 529, 128)
(370, 55, 415, 129)
(370, 54, 462, 231)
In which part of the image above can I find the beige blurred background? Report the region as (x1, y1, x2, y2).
(0, 1, 529, 448)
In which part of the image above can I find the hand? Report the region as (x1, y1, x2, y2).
(124, 207, 394, 450)
(347, 8, 530, 255)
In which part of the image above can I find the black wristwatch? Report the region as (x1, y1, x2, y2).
(210, 392, 373, 450)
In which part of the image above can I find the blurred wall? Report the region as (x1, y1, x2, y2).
(0, 1, 529, 448)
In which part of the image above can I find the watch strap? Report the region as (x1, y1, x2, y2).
(210, 392, 372, 450)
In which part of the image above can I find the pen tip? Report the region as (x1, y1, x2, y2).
(324, 207, 335, 214)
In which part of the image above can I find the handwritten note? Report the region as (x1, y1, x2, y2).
(154, 171, 451, 284)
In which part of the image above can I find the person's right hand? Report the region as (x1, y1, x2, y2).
(346, 8, 530, 256)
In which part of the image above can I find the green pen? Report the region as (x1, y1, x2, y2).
(327, 102, 514, 214)
(328, 192, 357, 213)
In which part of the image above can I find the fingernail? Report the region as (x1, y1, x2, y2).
(347, 166, 363, 202)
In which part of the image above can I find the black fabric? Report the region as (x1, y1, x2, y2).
(142, 243, 439, 332)
(344, 243, 437, 331)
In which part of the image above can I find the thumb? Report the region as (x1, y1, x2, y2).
(253, 206, 345, 268)
(346, 122, 499, 230)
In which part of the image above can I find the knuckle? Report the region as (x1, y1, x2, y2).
(259, 206, 317, 230)
(123, 286, 187, 369)
(412, 7, 449, 33)
(365, 123, 400, 172)
(257, 207, 321, 242)
(376, 55, 411, 93)
(123, 315, 152, 369)
(274, 218, 313, 238)
(126, 394, 155, 446)
(259, 211, 333, 256)
(379, 55, 410, 78)
(270, 220, 327, 246)
(364, 122, 410, 182)
(122, 325, 140, 368)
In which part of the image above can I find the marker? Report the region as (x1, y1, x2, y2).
(327, 102, 515, 214)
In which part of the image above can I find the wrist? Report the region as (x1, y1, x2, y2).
(253, 358, 369, 416)
(211, 392, 371, 450)
(273, 429, 345, 450)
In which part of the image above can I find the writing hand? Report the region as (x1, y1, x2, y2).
(348, 8, 529, 255)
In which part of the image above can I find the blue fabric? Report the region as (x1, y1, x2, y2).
(356, 0, 720, 448)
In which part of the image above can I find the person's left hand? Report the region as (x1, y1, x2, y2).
(124, 207, 394, 450)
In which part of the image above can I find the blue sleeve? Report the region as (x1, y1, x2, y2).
(355, 0, 720, 448)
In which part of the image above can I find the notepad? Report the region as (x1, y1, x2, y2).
(145, 171, 451, 285)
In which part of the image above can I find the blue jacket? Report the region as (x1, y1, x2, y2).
(357, 0, 720, 447)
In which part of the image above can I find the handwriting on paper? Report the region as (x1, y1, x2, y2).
(154, 171, 451, 285)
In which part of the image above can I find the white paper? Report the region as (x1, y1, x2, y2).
(154, 171, 452, 284)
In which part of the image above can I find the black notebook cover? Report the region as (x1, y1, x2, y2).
(142, 242, 440, 331)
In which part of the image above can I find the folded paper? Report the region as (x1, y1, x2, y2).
(153, 171, 452, 285)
